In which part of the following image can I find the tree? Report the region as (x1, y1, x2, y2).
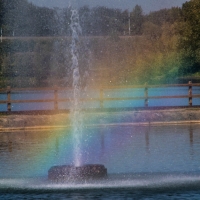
(145, 7, 181, 26)
(79, 6, 92, 35)
(120, 10, 129, 35)
(130, 5, 144, 35)
(142, 21, 162, 40)
(2, 0, 57, 36)
(178, 0, 200, 74)
(0, 0, 4, 27)
(33, 6, 56, 36)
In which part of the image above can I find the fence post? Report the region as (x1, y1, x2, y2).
(54, 87, 58, 110)
(188, 81, 192, 106)
(7, 86, 11, 112)
(100, 87, 104, 109)
(144, 84, 148, 107)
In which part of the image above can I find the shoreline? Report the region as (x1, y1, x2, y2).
(0, 108, 200, 132)
(0, 121, 200, 132)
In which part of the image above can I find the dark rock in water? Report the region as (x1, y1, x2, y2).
(48, 164, 107, 182)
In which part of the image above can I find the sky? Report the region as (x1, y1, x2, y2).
(28, 0, 188, 14)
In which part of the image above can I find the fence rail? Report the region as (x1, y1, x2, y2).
(0, 81, 200, 112)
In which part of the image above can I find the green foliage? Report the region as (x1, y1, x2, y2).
(142, 22, 162, 40)
(0, 33, 183, 87)
(2, 0, 57, 36)
(0, 0, 3, 27)
(146, 7, 181, 26)
(0, 1, 198, 87)
(0, 0, 182, 37)
(178, 0, 200, 74)
(130, 5, 144, 35)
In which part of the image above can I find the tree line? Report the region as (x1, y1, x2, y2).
(0, 0, 181, 37)
(0, 0, 200, 87)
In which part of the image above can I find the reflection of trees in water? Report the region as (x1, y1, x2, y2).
(8, 141, 12, 152)
(145, 126, 150, 154)
(189, 125, 195, 158)
(139, 124, 200, 155)
(189, 125, 193, 146)
(0, 131, 55, 156)
(55, 137, 59, 156)
(100, 128, 105, 159)
(0, 125, 199, 163)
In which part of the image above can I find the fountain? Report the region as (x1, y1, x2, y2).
(48, 9, 107, 182)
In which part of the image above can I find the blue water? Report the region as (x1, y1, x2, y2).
(1, 124, 200, 198)
(0, 86, 200, 111)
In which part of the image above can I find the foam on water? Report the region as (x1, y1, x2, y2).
(1, 173, 200, 191)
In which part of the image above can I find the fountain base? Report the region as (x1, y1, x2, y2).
(48, 164, 107, 182)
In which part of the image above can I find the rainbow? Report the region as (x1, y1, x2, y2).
(0, 112, 144, 178)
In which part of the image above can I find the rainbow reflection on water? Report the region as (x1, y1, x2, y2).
(1, 123, 200, 178)
(1, 121, 200, 199)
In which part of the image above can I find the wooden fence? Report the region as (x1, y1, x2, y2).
(0, 81, 200, 112)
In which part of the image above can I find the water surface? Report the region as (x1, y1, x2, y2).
(1, 124, 200, 198)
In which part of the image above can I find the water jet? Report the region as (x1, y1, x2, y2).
(48, 9, 107, 182)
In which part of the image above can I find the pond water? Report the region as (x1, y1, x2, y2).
(0, 86, 200, 111)
(1, 123, 200, 199)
